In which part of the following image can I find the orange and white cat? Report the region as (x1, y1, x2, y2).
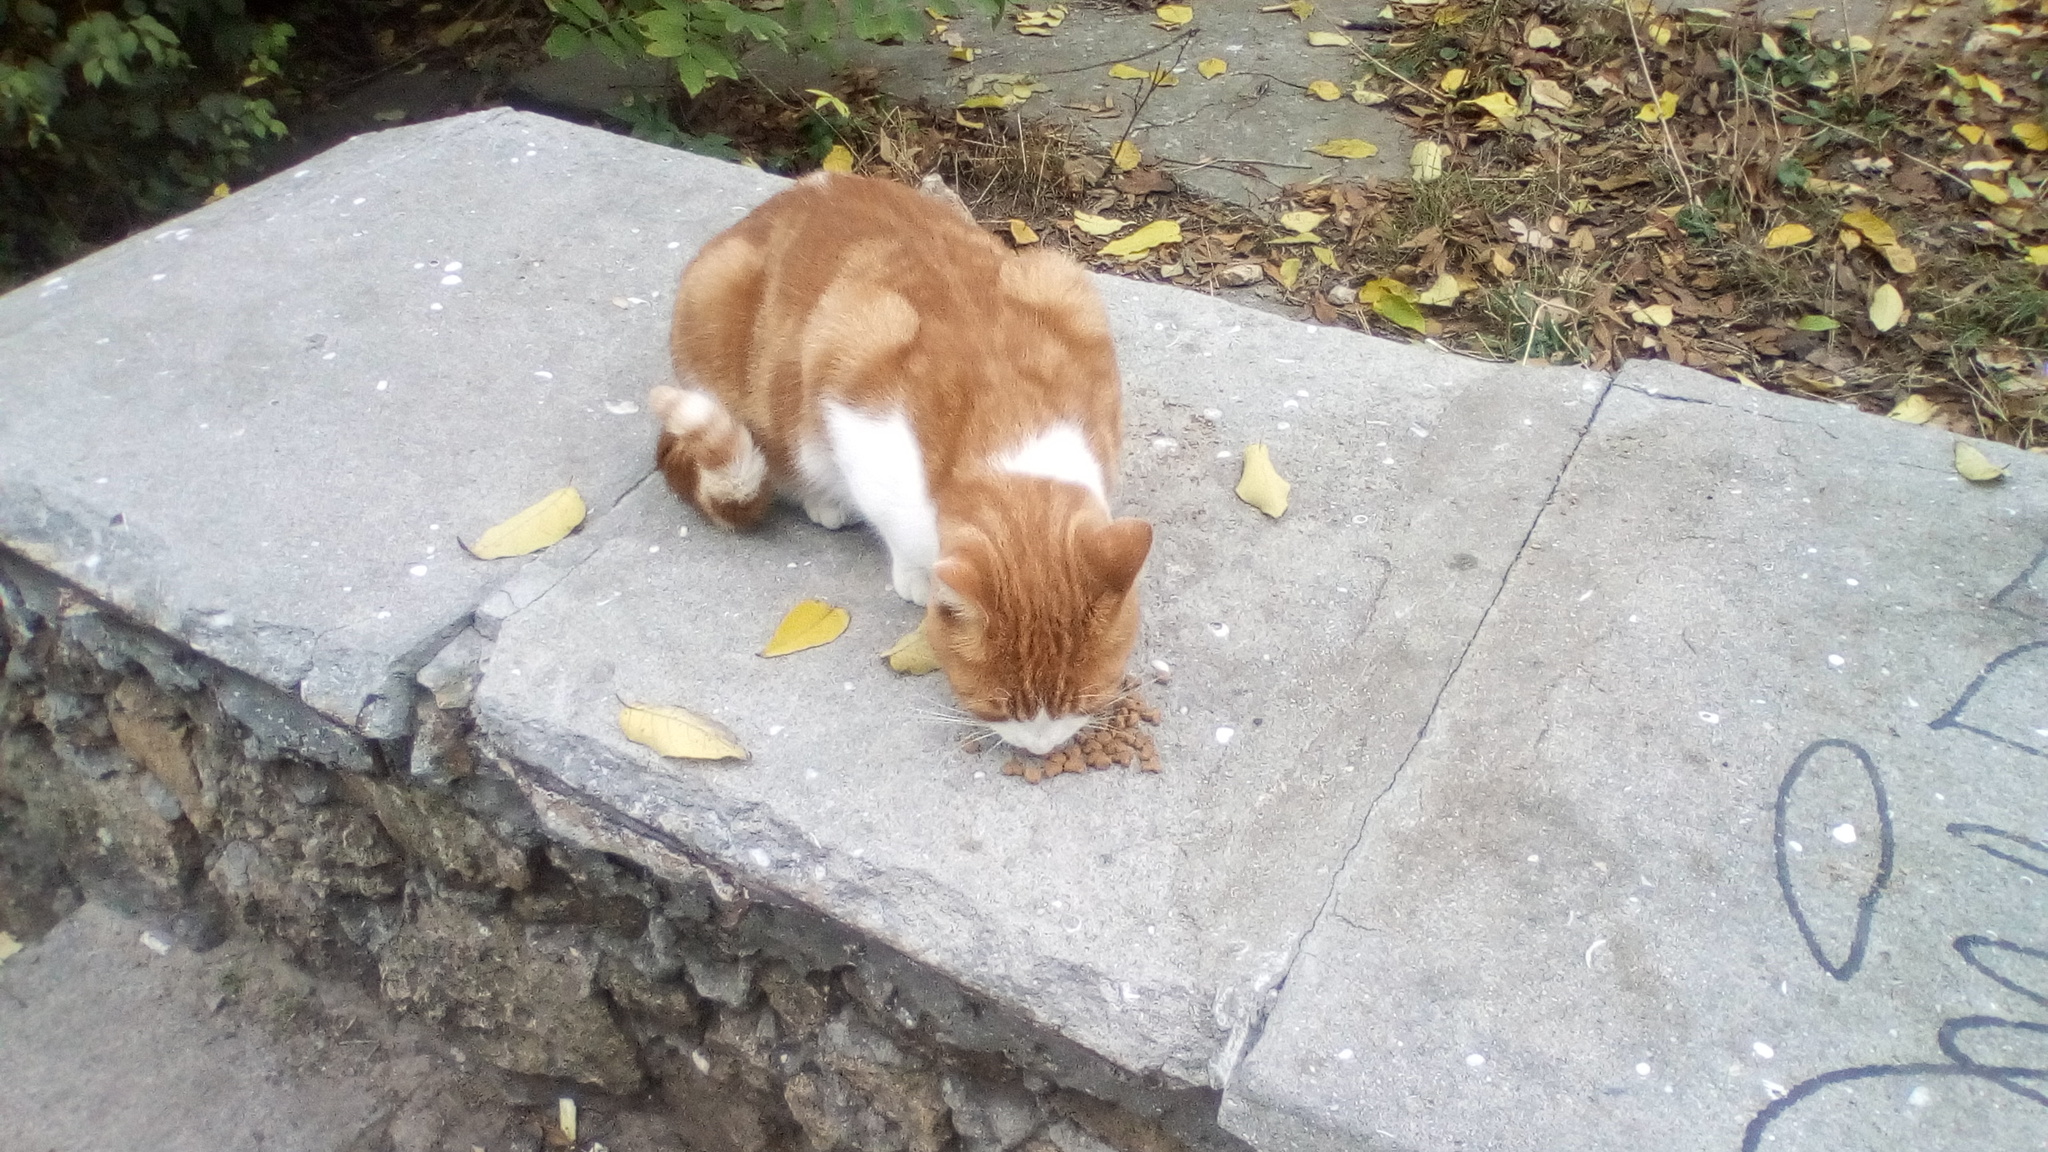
(648, 172, 1151, 755)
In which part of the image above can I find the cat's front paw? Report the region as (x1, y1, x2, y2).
(891, 562, 931, 606)
(802, 494, 851, 530)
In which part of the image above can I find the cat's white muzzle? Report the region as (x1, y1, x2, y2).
(989, 711, 1091, 756)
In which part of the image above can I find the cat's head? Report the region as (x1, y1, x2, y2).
(927, 479, 1152, 755)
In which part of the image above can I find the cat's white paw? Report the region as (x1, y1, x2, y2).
(891, 561, 931, 606)
(802, 495, 851, 530)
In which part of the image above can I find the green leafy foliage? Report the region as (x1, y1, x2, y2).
(2, 0, 294, 287)
(542, 0, 998, 101)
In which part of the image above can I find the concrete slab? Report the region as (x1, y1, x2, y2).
(476, 262, 1603, 1086)
(1222, 361, 2048, 1151)
(743, 0, 1413, 206)
(0, 109, 779, 734)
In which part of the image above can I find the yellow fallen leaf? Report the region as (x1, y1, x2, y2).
(1414, 271, 1460, 306)
(1629, 303, 1675, 327)
(1155, 3, 1194, 25)
(1439, 67, 1468, 93)
(1275, 256, 1301, 288)
(1880, 243, 1916, 274)
(1110, 139, 1142, 170)
(1352, 84, 1388, 104)
(1867, 282, 1905, 332)
(1372, 293, 1427, 332)
(1073, 211, 1128, 236)
(1636, 91, 1679, 121)
(1838, 227, 1862, 251)
(618, 702, 749, 761)
(1970, 179, 2011, 204)
(1307, 30, 1352, 45)
(1528, 77, 1573, 109)
(1957, 124, 1987, 145)
(821, 144, 855, 173)
(1308, 79, 1342, 100)
(1108, 62, 1152, 80)
(1198, 57, 1228, 78)
(1409, 140, 1449, 182)
(0, 932, 20, 965)
(2014, 122, 2048, 151)
(2027, 245, 2048, 266)
(1469, 91, 1519, 120)
(464, 487, 586, 560)
(560, 1099, 578, 1144)
(762, 599, 849, 656)
(1764, 222, 1814, 248)
(881, 624, 941, 675)
(1009, 219, 1040, 245)
(1098, 218, 1182, 257)
(1977, 76, 2006, 104)
(951, 45, 975, 61)
(1525, 24, 1562, 48)
(1309, 137, 1378, 158)
(1312, 245, 1336, 267)
(1839, 209, 1896, 247)
(1955, 441, 2007, 482)
(206, 183, 231, 203)
(955, 111, 986, 128)
(1235, 443, 1290, 517)
(1888, 394, 1936, 424)
(1279, 210, 1327, 233)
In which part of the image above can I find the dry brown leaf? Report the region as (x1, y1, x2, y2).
(1525, 24, 1562, 48)
(1279, 210, 1327, 234)
(1235, 443, 1290, 517)
(761, 599, 850, 656)
(463, 487, 586, 560)
(1528, 77, 1573, 109)
(618, 702, 749, 761)
(1880, 244, 1917, 274)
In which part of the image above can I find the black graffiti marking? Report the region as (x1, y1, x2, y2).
(1930, 640, 2048, 759)
(1938, 1016, 2048, 1109)
(1990, 542, 2048, 624)
(1773, 739, 1896, 981)
(1955, 936, 2048, 1011)
(1949, 822, 2048, 879)
(1740, 1063, 2048, 1152)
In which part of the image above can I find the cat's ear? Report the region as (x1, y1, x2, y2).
(1082, 518, 1152, 596)
(930, 556, 985, 620)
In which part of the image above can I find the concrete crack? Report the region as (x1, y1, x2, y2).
(1225, 376, 1617, 1084)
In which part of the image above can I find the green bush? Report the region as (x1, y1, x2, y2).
(541, 0, 1000, 99)
(2, 0, 294, 286)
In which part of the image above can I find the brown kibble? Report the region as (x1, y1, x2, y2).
(1003, 757, 1026, 776)
(1024, 762, 1044, 784)
(995, 684, 1167, 782)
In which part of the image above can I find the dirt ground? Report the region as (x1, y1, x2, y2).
(0, 903, 714, 1152)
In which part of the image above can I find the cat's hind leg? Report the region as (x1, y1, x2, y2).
(649, 385, 772, 529)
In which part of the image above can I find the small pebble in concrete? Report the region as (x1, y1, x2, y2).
(1909, 1086, 1931, 1107)
(1831, 823, 1858, 844)
(409, 565, 427, 576)
(139, 931, 171, 955)
(1636, 1063, 1651, 1076)
(1215, 727, 1235, 745)
(1752, 1042, 1774, 1059)
(1827, 654, 1845, 666)
(1465, 1054, 1485, 1067)
(1337, 1049, 1354, 1060)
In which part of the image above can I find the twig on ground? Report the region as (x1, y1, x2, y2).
(1622, 0, 1699, 206)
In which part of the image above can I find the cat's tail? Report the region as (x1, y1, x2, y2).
(649, 385, 772, 530)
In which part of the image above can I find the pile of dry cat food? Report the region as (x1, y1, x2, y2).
(1002, 677, 1162, 784)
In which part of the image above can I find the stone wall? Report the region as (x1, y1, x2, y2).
(0, 549, 1242, 1152)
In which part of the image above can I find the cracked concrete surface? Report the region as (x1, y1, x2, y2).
(5, 111, 2041, 1152)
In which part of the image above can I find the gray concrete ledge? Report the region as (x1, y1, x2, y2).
(4, 109, 2043, 1152)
